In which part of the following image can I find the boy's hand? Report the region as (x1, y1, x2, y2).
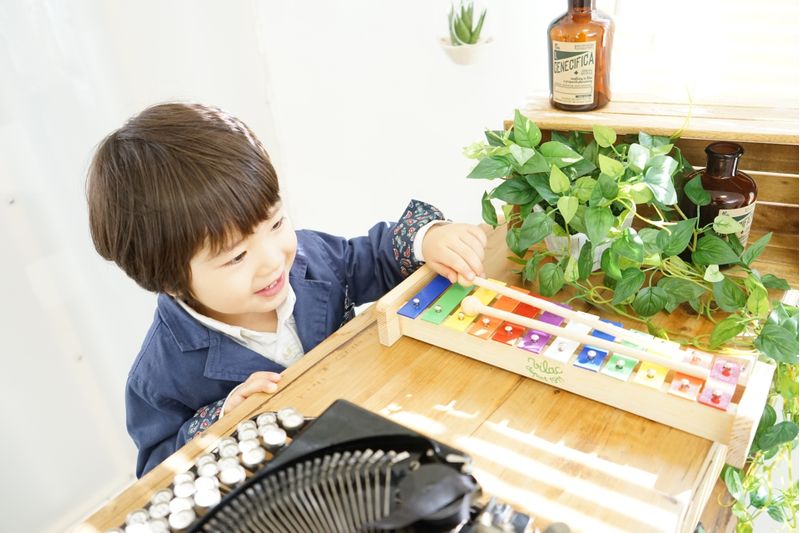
(421, 223, 487, 285)
(223, 371, 281, 414)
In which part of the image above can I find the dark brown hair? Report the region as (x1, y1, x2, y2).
(87, 103, 280, 300)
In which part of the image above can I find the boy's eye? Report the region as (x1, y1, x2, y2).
(227, 251, 247, 266)
(272, 217, 285, 231)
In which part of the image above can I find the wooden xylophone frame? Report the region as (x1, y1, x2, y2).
(376, 266, 775, 468)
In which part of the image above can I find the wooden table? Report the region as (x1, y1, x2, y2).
(77, 219, 798, 533)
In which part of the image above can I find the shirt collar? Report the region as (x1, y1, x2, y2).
(175, 285, 297, 343)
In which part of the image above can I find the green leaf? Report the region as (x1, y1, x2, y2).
(592, 124, 617, 148)
(563, 256, 579, 283)
(526, 173, 560, 205)
(703, 265, 725, 282)
(518, 211, 553, 249)
(509, 144, 535, 167)
(582, 139, 599, 165)
(519, 151, 550, 174)
(746, 283, 770, 319)
(632, 287, 668, 316)
(467, 156, 511, 179)
(573, 176, 597, 203)
(692, 235, 741, 265)
(643, 155, 679, 205)
(523, 253, 545, 282)
(600, 248, 621, 280)
(539, 141, 583, 168)
(756, 403, 777, 436)
(584, 207, 615, 245)
(723, 465, 745, 502)
(684, 175, 712, 206)
(658, 277, 707, 308)
(506, 227, 524, 257)
(627, 143, 649, 172)
(577, 241, 593, 280)
(712, 278, 747, 312)
(755, 324, 800, 363)
(481, 191, 497, 228)
(757, 421, 799, 450)
(549, 165, 571, 194)
(612, 268, 645, 305)
(741, 232, 772, 267)
(749, 481, 769, 509)
(728, 233, 745, 256)
(598, 154, 624, 179)
(762, 274, 791, 290)
(638, 131, 653, 148)
(538, 262, 565, 296)
(513, 109, 542, 148)
(767, 504, 785, 522)
(484, 129, 507, 147)
(493, 177, 537, 204)
(639, 228, 663, 255)
(627, 182, 654, 204)
(563, 158, 596, 179)
(710, 316, 745, 348)
(610, 228, 645, 263)
(713, 214, 743, 235)
(657, 218, 696, 257)
(557, 196, 578, 225)
(597, 172, 619, 199)
(650, 143, 674, 156)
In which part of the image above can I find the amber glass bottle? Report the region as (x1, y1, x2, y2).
(683, 142, 758, 246)
(548, 0, 614, 111)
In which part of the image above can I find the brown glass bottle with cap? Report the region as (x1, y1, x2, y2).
(683, 142, 758, 246)
(548, 0, 614, 111)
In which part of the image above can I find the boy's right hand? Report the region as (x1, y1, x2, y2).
(222, 371, 281, 414)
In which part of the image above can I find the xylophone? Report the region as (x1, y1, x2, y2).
(375, 266, 775, 468)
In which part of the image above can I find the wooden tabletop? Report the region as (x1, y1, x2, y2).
(78, 220, 799, 533)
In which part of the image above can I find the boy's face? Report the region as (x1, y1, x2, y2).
(188, 202, 297, 328)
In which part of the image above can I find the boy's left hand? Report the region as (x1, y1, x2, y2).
(421, 223, 487, 285)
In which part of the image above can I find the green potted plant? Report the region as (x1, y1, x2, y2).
(441, 0, 491, 66)
(465, 110, 799, 532)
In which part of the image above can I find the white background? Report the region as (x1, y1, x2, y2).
(0, 1, 797, 531)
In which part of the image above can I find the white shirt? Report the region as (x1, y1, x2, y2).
(175, 286, 305, 368)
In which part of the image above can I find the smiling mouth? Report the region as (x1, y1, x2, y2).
(256, 272, 285, 296)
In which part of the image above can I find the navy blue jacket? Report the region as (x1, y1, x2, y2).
(126, 201, 440, 477)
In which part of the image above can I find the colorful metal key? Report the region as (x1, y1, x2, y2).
(420, 283, 472, 325)
(398, 275, 450, 319)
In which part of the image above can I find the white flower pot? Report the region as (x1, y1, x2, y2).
(439, 37, 493, 66)
(536, 205, 635, 271)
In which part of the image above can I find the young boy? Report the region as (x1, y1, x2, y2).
(86, 103, 487, 477)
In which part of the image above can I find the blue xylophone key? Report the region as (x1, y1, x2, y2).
(574, 319, 623, 372)
(397, 275, 451, 319)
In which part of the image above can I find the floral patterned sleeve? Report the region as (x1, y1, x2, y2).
(186, 398, 225, 439)
(391, 199, 445, 277)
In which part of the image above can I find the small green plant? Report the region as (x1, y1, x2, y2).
(448, 0, 486, 46)
(464, 109, 799, 531)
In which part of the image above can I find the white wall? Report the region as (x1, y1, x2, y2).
(1, 1, 796, 531)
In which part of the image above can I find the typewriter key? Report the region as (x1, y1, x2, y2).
(145, 518, 169, 533)
(238, 438, 261, 453)
(216, 436, 237, 450)
(219, 464, 246, 485)
(173, 481, 196, 499)
(241, 446, 267, 467)
(168, 509, 196, 531)
(196, 459, 219, 478)
(281, 412, 305, 435)
(194, 488, 222, 508)
(261, 425, 288, 451)
(123, 525, 149, 533)
(172, 471, 195, 486)
(150, 488, 173, 505)
(148, 502, 170, 520)
(237, 427, 258, 442)
(256, 412, 277, 427)
(237, 420, 257, 434)
(125, 509, 148, 525)
(168, 496, 194, 515)
(195, 475, 219, 491)
(276, 406, 297, 423)
(218, 442, 239, 458)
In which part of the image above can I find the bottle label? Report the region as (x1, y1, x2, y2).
(552, 41, 596, 105)
(719, 203, 756, 246)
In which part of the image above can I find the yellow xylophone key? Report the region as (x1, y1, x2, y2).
(442, 281, 503, 332)
(633, 361, 670, 389)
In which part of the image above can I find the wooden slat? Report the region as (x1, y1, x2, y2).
(675, 139, 799, 176)
(753, 202, 799, 234)
(745, 172, 797, 205)
(522, 97, 799, 145)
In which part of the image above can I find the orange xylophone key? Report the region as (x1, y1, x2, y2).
(468, 287, 529, 340)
